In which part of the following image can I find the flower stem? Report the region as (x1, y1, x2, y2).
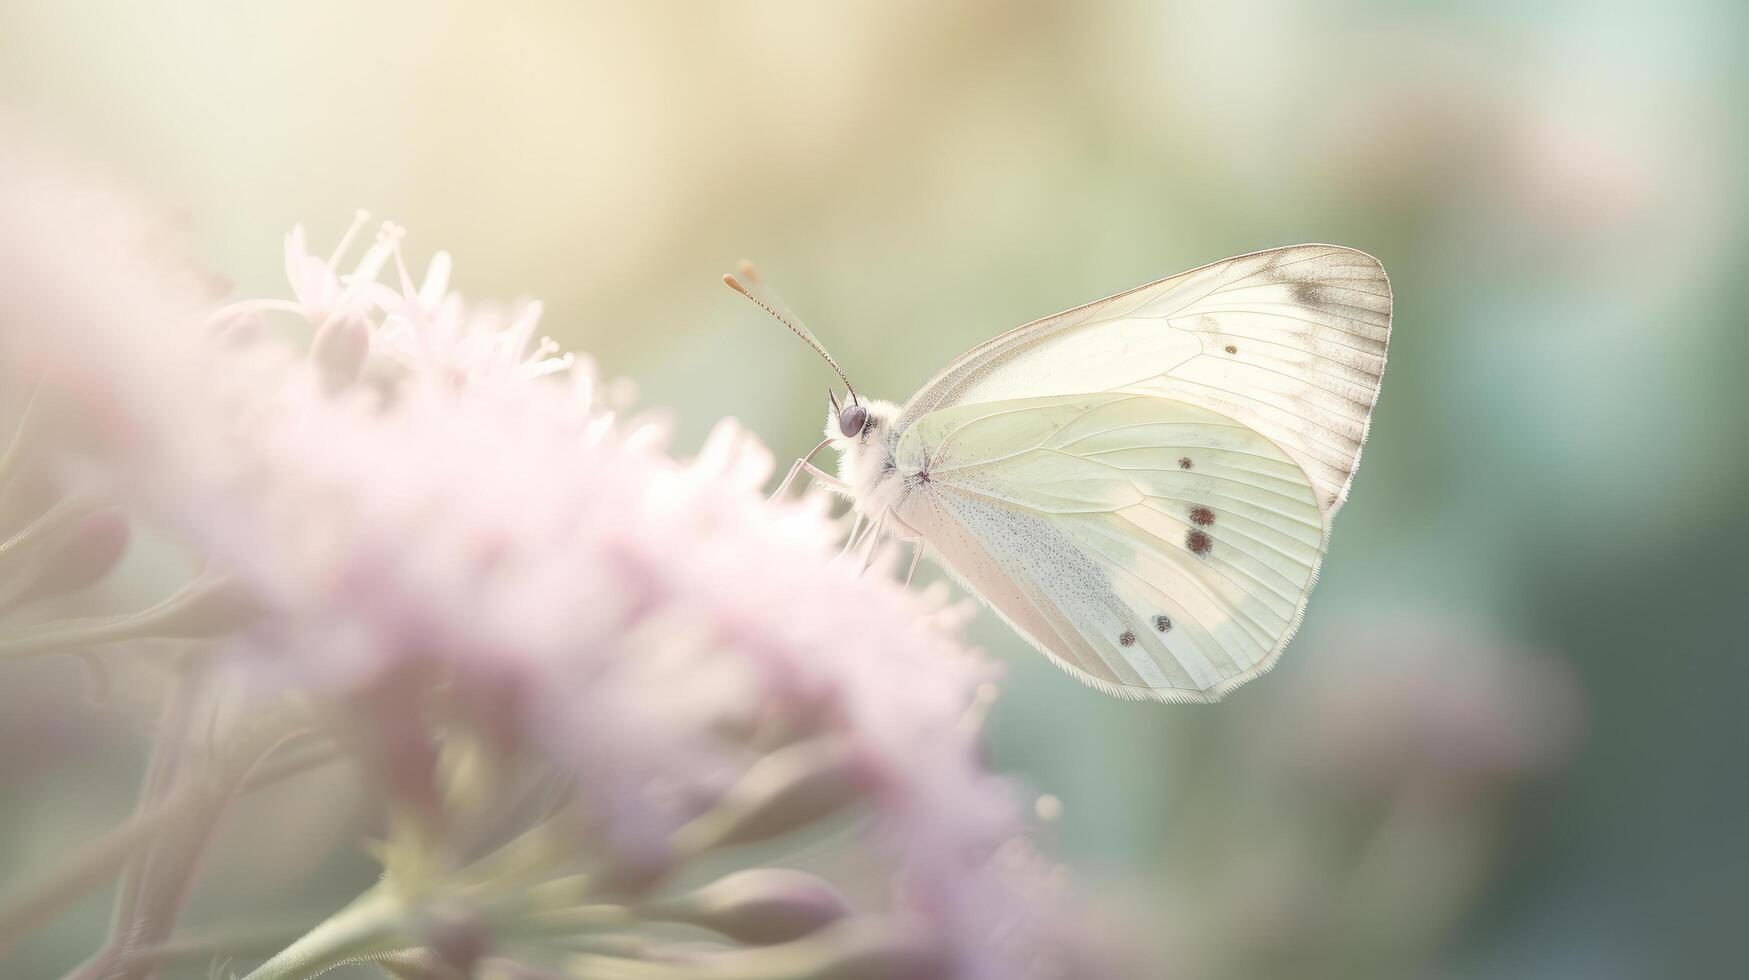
(110, 663, 207, 948)
(0, 779, 212, 957)
(0, 496, 106, 568)
(0, 574, 255, 661)
(240, 887, 408, 980)
(0, 723, 335, 960)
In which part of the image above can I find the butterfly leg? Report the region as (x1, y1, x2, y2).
(770, 438, 838, 500)
(882, 511, 927, 587)
(856, 511, 889, 574)
(854, 510, 926, 583)
(838, 512, 865, 559)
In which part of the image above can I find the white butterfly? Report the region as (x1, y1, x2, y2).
(728, 245, 1390, 702)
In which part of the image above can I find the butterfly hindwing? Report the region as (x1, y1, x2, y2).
(894, 392, 1325, 702)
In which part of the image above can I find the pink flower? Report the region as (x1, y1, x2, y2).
(1, 177, 1086, 975)
(280, 210, 398, 330)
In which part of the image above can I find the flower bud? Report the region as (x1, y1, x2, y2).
(644, 868, 851, 944)
(421, 901, 493, 976)
(569, 917, 945, 980)
(671, 736, 866, 856)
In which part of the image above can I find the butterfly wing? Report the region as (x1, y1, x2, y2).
(887, 246, 1390, 700)
(894, 392, 1325, 702)
(896, 244, 1390, 516)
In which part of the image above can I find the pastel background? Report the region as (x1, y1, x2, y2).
(2, 2, 1743, 977)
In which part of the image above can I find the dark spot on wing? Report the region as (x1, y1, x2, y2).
(1186, 529, 1212, 556)
(1178, 457, 1193, 470)
(1290, 281, 1327, 307)
(1189, 506, 1215, 526)
(1154, 615, 1172, 633)
(1223, 344, 1238, 354)
(1118, 630, 1136, 647)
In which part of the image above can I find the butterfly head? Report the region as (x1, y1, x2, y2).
(826, 388, 870, 441)
(822, 386, 871, 444)
(825, 391, 903, 504)
(719, 263, 898, 475)
(826, 390, 899, 448)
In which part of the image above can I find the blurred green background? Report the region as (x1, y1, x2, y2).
(2, 1, 1744, 977)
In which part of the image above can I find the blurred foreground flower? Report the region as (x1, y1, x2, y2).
(0, 147, 1094, 979)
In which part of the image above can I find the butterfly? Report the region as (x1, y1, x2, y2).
(727, 245, 1390, 702)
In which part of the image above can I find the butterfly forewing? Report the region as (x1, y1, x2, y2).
(896, 244, 1389, 516)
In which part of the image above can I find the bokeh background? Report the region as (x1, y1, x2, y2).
(2, 1, 1744, 977)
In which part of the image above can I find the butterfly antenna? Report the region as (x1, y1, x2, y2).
(724, 261, 858, 404)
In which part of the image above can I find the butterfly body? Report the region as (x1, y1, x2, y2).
(825, 397, 907, 517)
(747, 244, 1390, 703)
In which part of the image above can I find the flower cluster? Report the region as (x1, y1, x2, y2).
(0, 153, 1086, 978)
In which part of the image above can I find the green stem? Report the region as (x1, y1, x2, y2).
(241, 887, 409, 980)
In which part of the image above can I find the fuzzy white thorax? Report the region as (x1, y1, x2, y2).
(823, 397, 908, 520)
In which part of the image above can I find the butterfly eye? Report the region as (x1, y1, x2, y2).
(838, 404, 867, 438)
